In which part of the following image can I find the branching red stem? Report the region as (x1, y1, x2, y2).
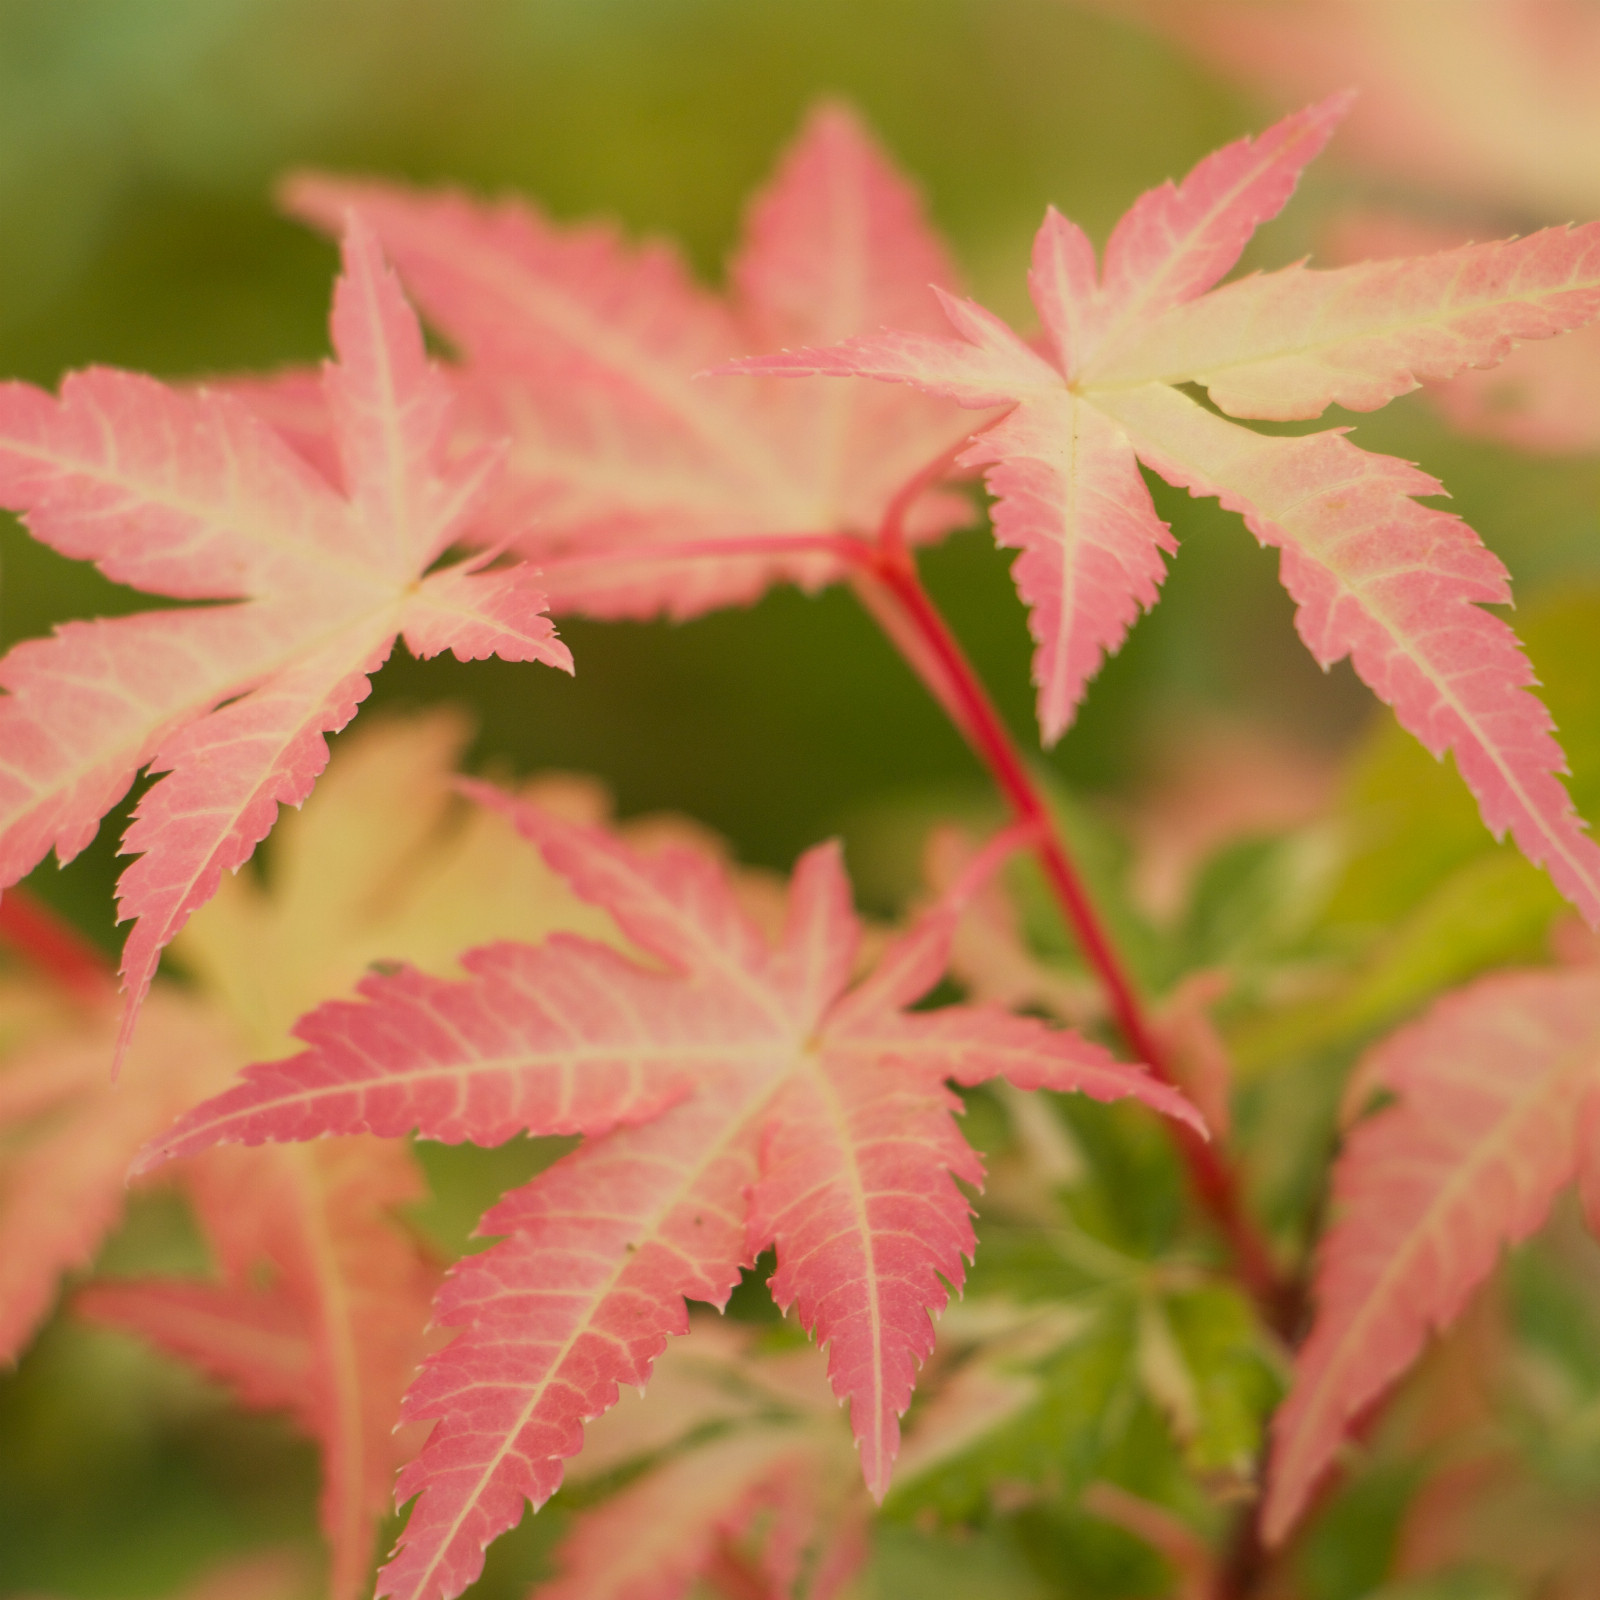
(847, 542, 1290, 1324)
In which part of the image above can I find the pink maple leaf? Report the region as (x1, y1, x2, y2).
(79, 1136, 438, 1600)
(0, 902, 439, 1600)
(0, 219, 570, 1065)
(1263, 965, 1600, 1543)
(724, 96, 1600, 926)
(272, 102, 979, 620)
(139, 797, 1201, 1600)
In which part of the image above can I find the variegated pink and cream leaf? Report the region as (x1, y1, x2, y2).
(277, 103, 979, 621)
(726, 98, 1600, 923)
(0, 220, 569, 1065)
(80, 1136, 439, 1600)
(141, 793, 1199, 1600)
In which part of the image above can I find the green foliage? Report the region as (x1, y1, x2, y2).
(890, 1307, 1142, 1525)
(1362, 1572, 1519, 1600)
(1164, 1284, 1281, 1477)
(1295, 1462, 1420, 1600)
(1221, 591, 1600, 1070)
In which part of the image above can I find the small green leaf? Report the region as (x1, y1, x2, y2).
(1163, 1283, 1282, 1477)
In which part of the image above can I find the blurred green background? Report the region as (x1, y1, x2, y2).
(3, 3, 1600, 1597)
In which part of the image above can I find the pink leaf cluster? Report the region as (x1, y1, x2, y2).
(727, 97, 1600, 925)
(12, 81, 1600, 1597)
(1265, 965, 1600, 1541)
(80, 1137, 438, 1600)
(0, 222, 569, 1063)
(140, 791, 1199, 1600)
(274, 104, 978, 621)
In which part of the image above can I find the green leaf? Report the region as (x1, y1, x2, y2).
(1297, 1461, 1420, 1600)
(1058, 1095, 1187, 1261)
(867, 1521, 1052, 1600)
(1162, 1284, 1282, 1477)
(1178, 827, 1340, 973)
(1224, 590, 1600, 1078)
(889, 1304, 1139, 1524)
(1325, 589, 1600, 934)
(1232, 851, 1560, 1074)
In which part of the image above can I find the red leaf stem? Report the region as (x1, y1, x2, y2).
(846, 537, 1290, 1326)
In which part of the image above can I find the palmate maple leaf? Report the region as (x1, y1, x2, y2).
(138, 790, 1202, 1600)
(0, 219, 570, 1063)
(273, 102, 979, 620)
(728, 97, 1600, 926)
(1262, 963, 1600, 1543)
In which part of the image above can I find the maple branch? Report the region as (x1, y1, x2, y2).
(0, 886, 116, 1008)
(854, 534, 1304, 1594)
(1213, 1506, 1271, 1600)
(844, 538, 1291, 1326)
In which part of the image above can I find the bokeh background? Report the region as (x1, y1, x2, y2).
(3, 2, 1599, 1597)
